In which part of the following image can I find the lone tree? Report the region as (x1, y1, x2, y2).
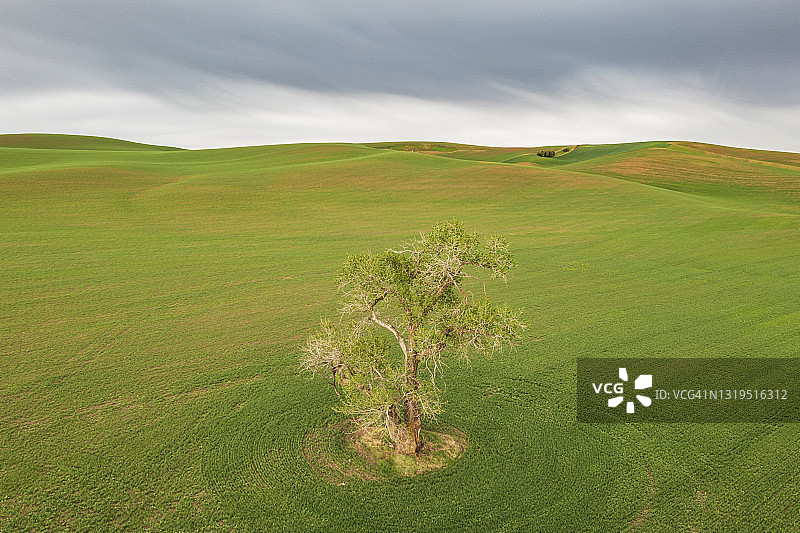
(302, 220, 527, 455)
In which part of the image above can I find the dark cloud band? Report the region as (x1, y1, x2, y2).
(2, 0, 799, 104)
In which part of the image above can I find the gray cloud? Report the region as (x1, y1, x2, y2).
(2, 1, 800, 150)
(2, 0, 800, 104)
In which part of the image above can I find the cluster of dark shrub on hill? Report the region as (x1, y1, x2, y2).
(537, 147, 572, 158)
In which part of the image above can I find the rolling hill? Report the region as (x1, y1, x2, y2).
(2, 134, 799, 531)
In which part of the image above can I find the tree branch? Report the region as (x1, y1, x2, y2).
(370, 308, 408, 356)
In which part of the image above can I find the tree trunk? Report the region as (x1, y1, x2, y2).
(387, 404, 416, 454)
(405, 396, 422, 455)
(385, 402, 421, 455)
(404, 351, 423, 455)
(387, 416, 416, 455)
(384, 350, 424, 455)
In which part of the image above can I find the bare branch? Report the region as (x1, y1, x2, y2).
(370, 308, 408, 356)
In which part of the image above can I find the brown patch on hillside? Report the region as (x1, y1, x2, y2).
(580, 147, 800, 199)
(675, 142, 800, 169)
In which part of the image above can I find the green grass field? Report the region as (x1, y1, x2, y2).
(2, 134, 800, 531)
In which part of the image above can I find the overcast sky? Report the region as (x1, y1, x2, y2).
(2, 0, 799, 150)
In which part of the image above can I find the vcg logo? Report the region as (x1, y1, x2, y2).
(592, 367, 653, 414)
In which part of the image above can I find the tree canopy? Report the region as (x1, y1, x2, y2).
(302, 220, 527, 454)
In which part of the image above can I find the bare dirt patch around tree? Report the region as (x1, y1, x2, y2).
(303, 420, 469, 483)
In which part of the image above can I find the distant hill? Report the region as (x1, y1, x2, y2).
(368, 140, 800, 168)
(0, 133, 182, 151)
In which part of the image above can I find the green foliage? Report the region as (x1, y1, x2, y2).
(304, 220, 527, 436)
(537, 150, 556, 157)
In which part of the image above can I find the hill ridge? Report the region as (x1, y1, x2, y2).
(0, 133, 183, 151)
